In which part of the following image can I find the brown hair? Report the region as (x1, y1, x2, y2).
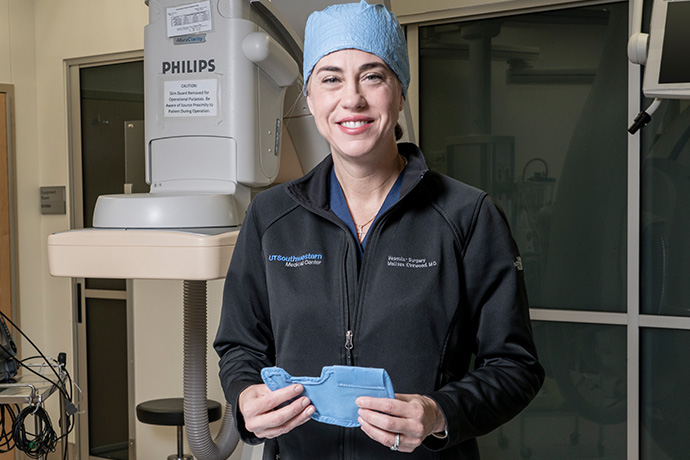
(395, 123, 404, 141)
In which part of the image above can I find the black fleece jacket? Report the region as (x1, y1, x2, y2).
(214, 143, 544, 460)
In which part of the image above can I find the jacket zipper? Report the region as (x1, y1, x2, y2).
(345, 330, 354, 365)
(340, 164, 428, 369)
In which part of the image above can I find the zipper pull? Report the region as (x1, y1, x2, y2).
(345, 330, 354, 350)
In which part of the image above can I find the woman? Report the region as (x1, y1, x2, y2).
(214, 1, 544, 459)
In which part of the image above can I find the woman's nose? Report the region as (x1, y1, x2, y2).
(340, 81, 365, 110)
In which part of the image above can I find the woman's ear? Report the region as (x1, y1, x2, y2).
(306, 92, 314, 115)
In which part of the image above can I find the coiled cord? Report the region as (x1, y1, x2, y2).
(0, 404, 18, 452)
(12, 405, 57, 459)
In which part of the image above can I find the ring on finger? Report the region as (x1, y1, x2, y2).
(390, 433, 400, 451)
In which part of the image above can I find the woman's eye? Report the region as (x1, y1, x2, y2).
(322, 76, 340, 84)
(363, 73, 383, 82)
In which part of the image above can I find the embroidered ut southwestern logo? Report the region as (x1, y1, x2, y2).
(268, 253, 323, 268)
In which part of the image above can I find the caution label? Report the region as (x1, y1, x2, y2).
(164, 79, 218, 117)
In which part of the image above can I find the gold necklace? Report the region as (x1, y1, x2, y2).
(355, 214, 376, 240)
(352, 154, 406, 241)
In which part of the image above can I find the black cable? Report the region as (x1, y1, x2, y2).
(0, 404, 18, 453)
(18, 356, 77, 439)
(0, 311, 63, 389)
(12, 355, 76, 449)
(19, 356, 74, 402)
(0, 311, 77, 458)
(12, 405, 58, 459)
(0, 343, 67, 403)
(0, 312, 76, 413)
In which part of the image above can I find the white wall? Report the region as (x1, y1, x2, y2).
(134, 278, 247, 459)
(1, 0, 40, 347)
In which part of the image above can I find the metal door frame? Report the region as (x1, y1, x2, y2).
(66, 51, 143, 460)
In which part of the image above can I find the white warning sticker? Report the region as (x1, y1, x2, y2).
(167, 1, 212, 38)
(164, 79, 218, 117)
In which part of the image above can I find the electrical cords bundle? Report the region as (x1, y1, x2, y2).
(0, 310, 78, 459)
(0, 403, 18, 452)
(15, 357, 76, 460)
(12, 405, 58, 459)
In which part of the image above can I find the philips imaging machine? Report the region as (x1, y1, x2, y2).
(47, 1, 330, 458)
(643, 0, 690, 99)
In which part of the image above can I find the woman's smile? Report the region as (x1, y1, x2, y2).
(338, 117, 374, 133)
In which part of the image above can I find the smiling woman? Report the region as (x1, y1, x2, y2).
(214, 2, 544, 459)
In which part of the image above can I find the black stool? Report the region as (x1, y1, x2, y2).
(136, 398, 222, 460)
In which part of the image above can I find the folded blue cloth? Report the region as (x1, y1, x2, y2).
(261, 365, 395, 428)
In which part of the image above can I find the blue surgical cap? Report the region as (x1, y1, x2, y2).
(303, 0, 410, 98)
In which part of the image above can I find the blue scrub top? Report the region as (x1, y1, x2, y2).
(329, 165, 405, 257)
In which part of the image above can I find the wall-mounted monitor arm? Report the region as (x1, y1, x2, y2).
(627, 0, 656, 134)
(627, 0, 647, 65)
(628, 0, 690, 134)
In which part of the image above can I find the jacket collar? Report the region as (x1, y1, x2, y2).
(285, 142, 429, 215)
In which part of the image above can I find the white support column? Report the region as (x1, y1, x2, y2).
(626, 0, 643, 454)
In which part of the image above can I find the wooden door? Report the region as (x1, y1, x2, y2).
(0, 89, 14, 460)
(0, 91, 11, 323)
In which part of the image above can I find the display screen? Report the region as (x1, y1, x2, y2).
(658, 1, 690, 84)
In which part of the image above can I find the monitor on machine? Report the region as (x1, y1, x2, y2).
(643, 0, 690, 99)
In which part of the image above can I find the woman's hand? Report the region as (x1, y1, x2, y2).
(238, 383, 315, 439)
(356, 393, 446, 453)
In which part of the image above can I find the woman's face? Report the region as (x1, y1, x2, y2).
(306, 49, 404, 162)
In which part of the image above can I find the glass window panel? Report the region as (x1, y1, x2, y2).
(80, 61, 143, 292)
(640, 328, 690, 460)
(80, 61, 144, 229)
(419, 2, 628, 312)
(640, 99, 690, 316)
(85, 278, 127, 291)
(85, 297, 129, 459)
(479, 321, 627, 459)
